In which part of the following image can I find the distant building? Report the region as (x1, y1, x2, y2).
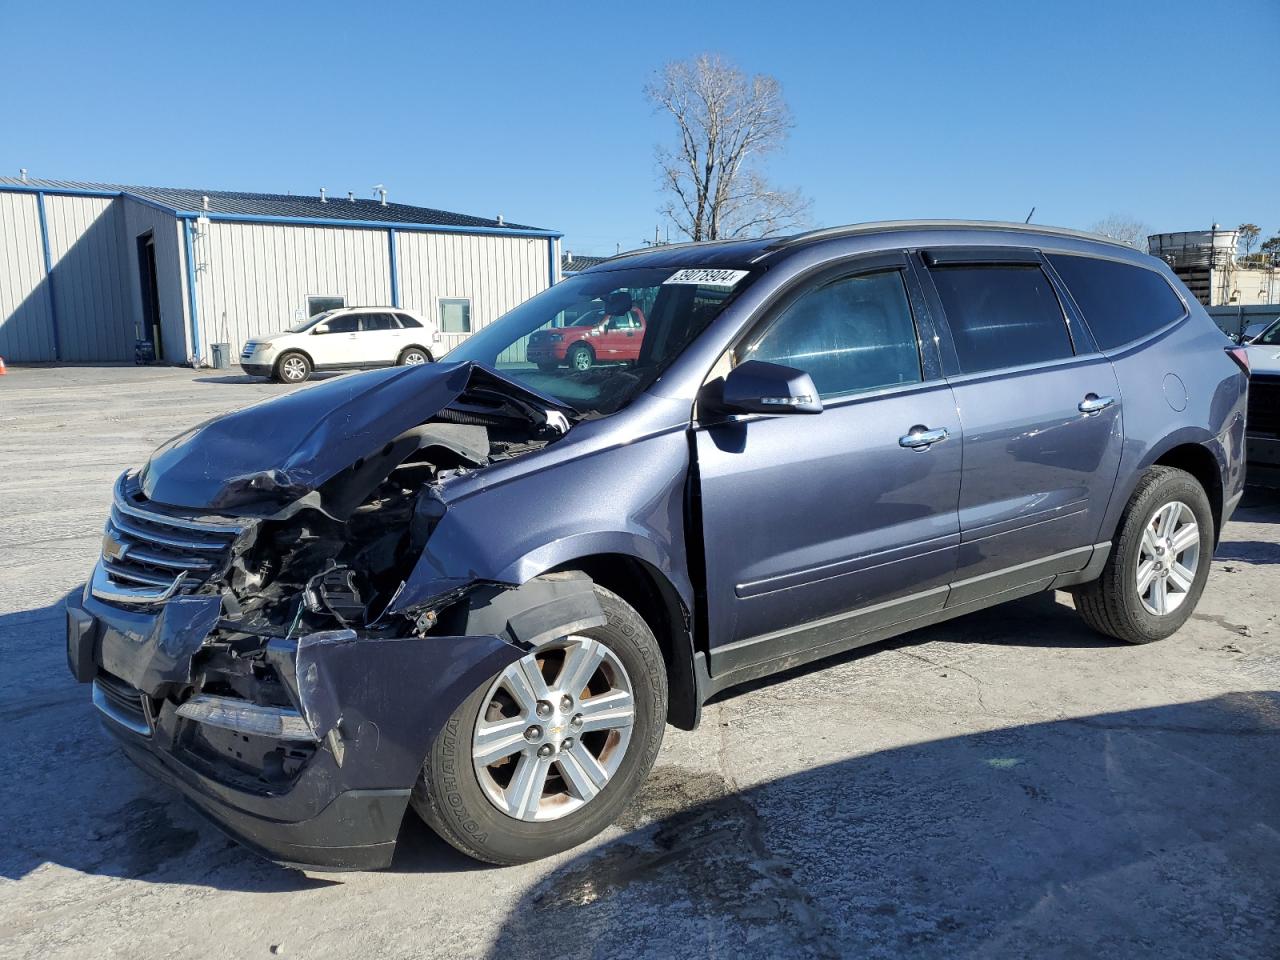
(1148, 226, 1279, 308)
(0, 176, 561, 364)
(560, 251, 610, 276)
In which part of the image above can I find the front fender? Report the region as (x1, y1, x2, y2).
(389, 427, 694, 616)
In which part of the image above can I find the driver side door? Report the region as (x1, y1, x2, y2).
(694, 254, 963, 680)
(308, 312, 361, 366)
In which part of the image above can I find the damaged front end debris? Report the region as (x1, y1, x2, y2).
(66, 361, 592, 869)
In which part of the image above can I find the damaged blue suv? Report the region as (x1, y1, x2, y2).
(66, 222, 1249, 868)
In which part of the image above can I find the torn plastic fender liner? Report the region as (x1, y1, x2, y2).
(444, 572, 607, 648)
(287, 574, 605, 784)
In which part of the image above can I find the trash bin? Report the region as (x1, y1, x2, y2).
(210, 342, 231, 370)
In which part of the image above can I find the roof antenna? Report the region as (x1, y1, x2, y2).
(1024, 206, 1036, 224)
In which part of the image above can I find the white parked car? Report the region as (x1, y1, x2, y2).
(240, 307, 442, 383)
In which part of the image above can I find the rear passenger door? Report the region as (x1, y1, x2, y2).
(358, 312, 405, 364)
(916, 249, 1123, 596)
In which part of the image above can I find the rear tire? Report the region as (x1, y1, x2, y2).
(274, 351, 311, 383)
(1073, 466, 1213, 644)
(397, 347, 432, 366)
(411, 584, 667, 865)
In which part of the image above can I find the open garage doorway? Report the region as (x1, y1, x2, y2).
(135, 232, 163, 360)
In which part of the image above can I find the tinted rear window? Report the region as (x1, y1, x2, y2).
(929, 265, 1073, 374)
(1047, 255, 1185, 350)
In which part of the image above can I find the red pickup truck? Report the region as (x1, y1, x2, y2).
(526, 292, 647, 371)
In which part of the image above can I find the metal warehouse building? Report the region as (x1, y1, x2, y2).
(0, 176, 561, 364)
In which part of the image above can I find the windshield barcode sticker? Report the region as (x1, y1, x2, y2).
(664, 268, 749, 287)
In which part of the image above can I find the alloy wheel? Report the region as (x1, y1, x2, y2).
(472, 635, 635, 822)
(403, 350, 427, 365)
(1136, 499, 1200, 616)
(281, 357, 307, 382)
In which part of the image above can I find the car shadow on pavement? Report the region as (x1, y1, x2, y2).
(491, 692, 1280, 960)
(1215, 540, 1280, 565)
(193, 371, 348, 386)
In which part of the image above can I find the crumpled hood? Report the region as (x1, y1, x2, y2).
(141, 361, 553, 511)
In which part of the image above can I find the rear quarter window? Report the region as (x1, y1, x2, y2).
(1047, 254, 1186, 350)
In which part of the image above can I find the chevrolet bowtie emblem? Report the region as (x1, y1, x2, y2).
(102, 529, 129, 561)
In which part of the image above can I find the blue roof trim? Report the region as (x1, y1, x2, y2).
(0, 184, 563, 238)
(174, 209, 562, 238)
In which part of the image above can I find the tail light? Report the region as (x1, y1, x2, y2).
(1226, 346, 1250, 375)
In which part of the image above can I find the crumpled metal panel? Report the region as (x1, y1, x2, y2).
(94, 591, 223, 695)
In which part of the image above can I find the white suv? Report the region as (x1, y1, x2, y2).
(240, 307, 442, 383)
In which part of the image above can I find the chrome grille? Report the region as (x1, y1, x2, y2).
(93, 473, 246, 605)
(1248, 375, 1280, 437)
(93, 671, 153, 736)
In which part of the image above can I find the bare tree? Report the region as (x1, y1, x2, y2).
(646, 54, 810, 241)
(1238, 223, 1261, 257)
(1089, 214, 1152, 251)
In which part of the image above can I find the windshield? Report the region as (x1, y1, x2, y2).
(1256, 318, 1280, 346)
(444, 266, 751, 414)
(290, 311, 335, 333)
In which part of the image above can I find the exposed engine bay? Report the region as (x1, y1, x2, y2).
(209, 389, 567, 638)
(88, 365, 579, 756)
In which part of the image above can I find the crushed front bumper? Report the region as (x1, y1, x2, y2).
(65, 584, 525, 870)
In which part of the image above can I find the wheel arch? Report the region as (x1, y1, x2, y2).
(544, 553, 701, 731)
(399, 343, 434, 362)
(274, 346, 315, 369)
(1150, 441, 1225, 542)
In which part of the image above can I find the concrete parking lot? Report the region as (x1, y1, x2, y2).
(1, 365, 1277, 960)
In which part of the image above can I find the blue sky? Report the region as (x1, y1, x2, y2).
(4, 0, 1277, 255)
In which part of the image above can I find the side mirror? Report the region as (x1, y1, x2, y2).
(313, 324, 329, 335)
(720, 360, 823, 415)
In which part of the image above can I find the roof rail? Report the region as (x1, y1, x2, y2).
(765, 220, 1134, 251)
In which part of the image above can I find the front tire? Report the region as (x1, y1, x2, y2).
(1073, 466, 1214, 644)
(412, 584, 667, 864)
(567, 343, 594, 372)
(274, 351, 312, 383)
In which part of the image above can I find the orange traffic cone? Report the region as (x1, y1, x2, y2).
(0, 356, 7, 375)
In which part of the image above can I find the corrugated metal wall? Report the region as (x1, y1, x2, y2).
(193, 221, 392, 354)
(120, 198, 188, 362)
(398, 232, 551, 359)
(1, 187, 557, 365)
(43, 195, 133, 361)
(0, 192, 54, 360)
